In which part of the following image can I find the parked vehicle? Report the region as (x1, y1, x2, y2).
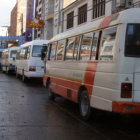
(43, 8, 140, 119)
(15, 40, 49, 82)
(1, 47, 18, 73)
(0, 48, 4, 70)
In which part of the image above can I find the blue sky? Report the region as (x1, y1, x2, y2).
(0, 0, 17, 26)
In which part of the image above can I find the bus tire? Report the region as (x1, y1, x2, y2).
(47, 82, 55, 100)
(79, 90, 91, 120)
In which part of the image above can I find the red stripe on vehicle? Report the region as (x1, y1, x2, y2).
(84, 62, 98, 100)
(98, 13, 118, 29)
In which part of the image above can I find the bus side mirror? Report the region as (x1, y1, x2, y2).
(41, 45, 48, 60)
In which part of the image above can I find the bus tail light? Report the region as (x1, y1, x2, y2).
(121, 83, 132, 98)
(29, 66, 36, 72)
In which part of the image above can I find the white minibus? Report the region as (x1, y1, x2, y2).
(1, 47, 18, 73)
(43, 8, 140, 120)
(16, 40, 49, 82)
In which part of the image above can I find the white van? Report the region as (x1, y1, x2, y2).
(16, 40, 49, 82)
(1, 47, 18, 73)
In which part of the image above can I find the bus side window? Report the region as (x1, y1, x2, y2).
(73, 36, 80, 60)
(56, 40, 66, 61)
(100, 26, 117, 61)
(65, 37, 75, 60)
(20, 49, 25, 60)
(27, 46, 31, 60)
(91, 32, 99, 60)
(24, 47, 28, 60)
(80, 32, 93, 61)
(50, 42, 57, 61)
(24, 46, 30, 60)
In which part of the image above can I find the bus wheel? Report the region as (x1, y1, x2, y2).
(47, 82, 55, 100)
(79, 90, 91, 120)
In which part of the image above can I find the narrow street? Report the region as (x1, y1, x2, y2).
(0, 72, 140, 140)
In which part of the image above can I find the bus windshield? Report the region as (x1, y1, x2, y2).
(32, 45, 43, 57)
(10, 50, 17, 58)
(125, 24, 140, 57)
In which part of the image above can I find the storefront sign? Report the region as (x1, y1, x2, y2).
(27, 15, 44, 28)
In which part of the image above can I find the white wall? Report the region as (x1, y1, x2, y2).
(0, 27, 8, 36)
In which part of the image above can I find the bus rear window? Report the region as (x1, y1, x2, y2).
(32, 45, 43, 57)
(125, 24, 140, 57)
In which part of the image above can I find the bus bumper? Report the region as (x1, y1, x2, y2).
(26, 72, 44, 78)
(113, 101, 140, 114)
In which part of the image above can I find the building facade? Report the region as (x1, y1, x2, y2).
(17, 0, 27, 36)
(10, 3, 17, 36)
(0, 26, 9, 36)
(0, 26, 9, 48)
(62, 0, 113, 33)
(61, 0, 140, 33)
(35, 0, 64, 40)
(34, 0, 140, 40)
(10, 0, 27, 36)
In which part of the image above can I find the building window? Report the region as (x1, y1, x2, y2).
(78, 4, 87, 25)
(93, 0, 105, 19)
(67, 11, 74, 29)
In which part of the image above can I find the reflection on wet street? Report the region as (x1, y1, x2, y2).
(0, 72, 140, 140)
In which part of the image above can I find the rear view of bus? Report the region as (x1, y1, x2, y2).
(1, 47, 18, 73)
(113, 23, 140, 114)
(16, 40, 49, 82)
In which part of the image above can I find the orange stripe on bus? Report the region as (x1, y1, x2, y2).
(43, 75, 47, 87)
(44, 62, 98, 102)
(113, 101, 140, 114)
(98, 13, 119, 29)
(52, 83, 78, 102)
(51, 76, 81, 91)
(84, 62, 98, 99)
(43, 74, 81, 102)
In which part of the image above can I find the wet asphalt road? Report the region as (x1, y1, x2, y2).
(0, 72, 140, 140)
